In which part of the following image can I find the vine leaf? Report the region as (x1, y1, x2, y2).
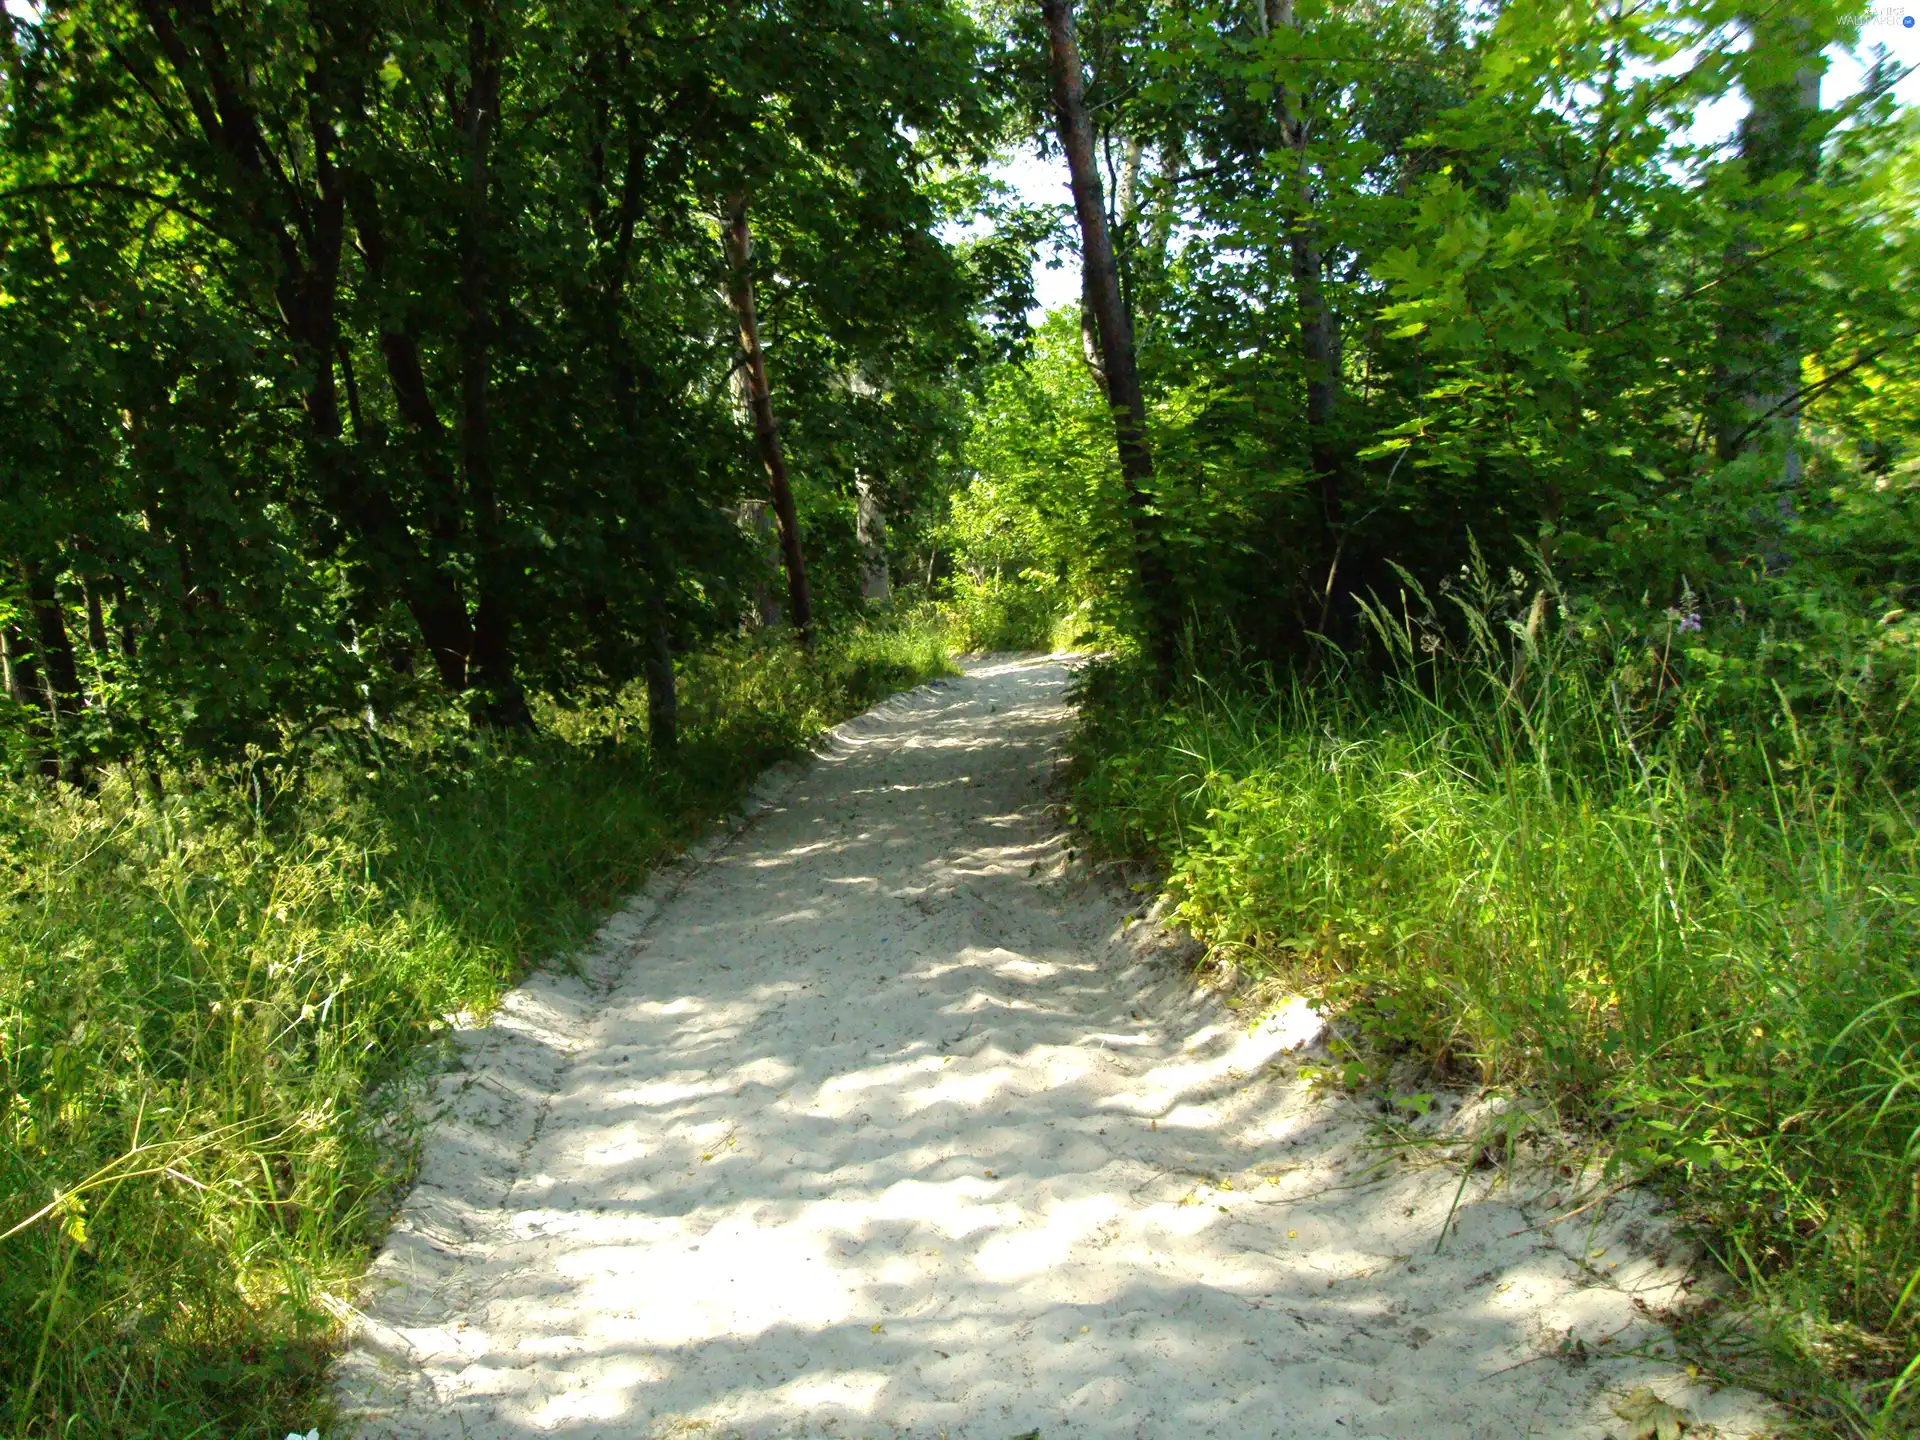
(1612, 1386, 1692, 1440)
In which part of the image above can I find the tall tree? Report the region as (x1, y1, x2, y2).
(127, 0, 483, 697)
(1711, 6, 1830, 484)
(1039, 0, 1181, 679)
(1253, 0, 1351, 633)
(452, 0, 533, 727)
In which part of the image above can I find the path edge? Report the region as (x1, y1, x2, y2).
(329, 665, 978, 1427)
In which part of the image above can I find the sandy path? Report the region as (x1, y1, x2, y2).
(336, 655, 1767, 1440)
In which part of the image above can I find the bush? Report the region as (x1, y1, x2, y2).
(939, 573, 1061, 653)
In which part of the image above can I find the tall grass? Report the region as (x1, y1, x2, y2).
(0, 620, 952, 1439)
(1070, 572, 1920, 1436)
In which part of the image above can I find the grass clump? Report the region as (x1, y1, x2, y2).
(1068, 573, 1920, 1437)
(0, 618, 950, 1439)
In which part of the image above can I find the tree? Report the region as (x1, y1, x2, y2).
(0, 0, 1006, 777)
(1039, 0, 1181, 679)
(725, 189, 817, 646)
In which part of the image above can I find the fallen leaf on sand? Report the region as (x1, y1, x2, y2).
(1613, 1385, 1691, 1440)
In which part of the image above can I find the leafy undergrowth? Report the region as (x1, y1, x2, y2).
(1068, 604, 1920, 1438)
(0, 620, 952, 1439)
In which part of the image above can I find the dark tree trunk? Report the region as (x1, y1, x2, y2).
(113, 583, 139, 664)
(305, 173, 475, 700)
(337, 342, 366, 440)
(136, 0, 479, 697)
(643, 581, 678, 754)
(1292, 218, 1351, 636)
(456, 6, 532, 730)
(342, 177, 475, 692)
(604, 80, 679, 748)
(1039, 0, 1180, 681)
(1078, 266, 1109, 398)
(19, 560, 88, 785)
(82, 579, 110, 658)
(21, 564, 81, 716)
(1259, 0, 1353, 639)
(724, 190, 815, 648)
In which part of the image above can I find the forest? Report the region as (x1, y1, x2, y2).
(1, 0, 1917, 1435)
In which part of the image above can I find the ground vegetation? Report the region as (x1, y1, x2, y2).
(944, 1, 1920, 1431)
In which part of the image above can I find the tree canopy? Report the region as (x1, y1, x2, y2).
(0, 0, 1015, 772)
(967, 0, 1919, 693)
(12, 0, 1913, 770)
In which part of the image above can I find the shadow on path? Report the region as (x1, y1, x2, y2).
(338, 657, 1767, 1440)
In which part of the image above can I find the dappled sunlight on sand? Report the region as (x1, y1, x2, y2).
(340, 656, 1771, 1440)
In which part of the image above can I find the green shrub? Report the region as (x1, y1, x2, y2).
(939, 573, 1061, 653)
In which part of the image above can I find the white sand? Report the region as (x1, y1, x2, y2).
(336, 655, 1770, 1439)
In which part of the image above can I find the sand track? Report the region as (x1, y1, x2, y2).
(336, 655, 1767, 1439)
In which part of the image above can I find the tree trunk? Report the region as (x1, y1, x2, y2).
(457, 5, 533, 730)
(738, 499, 785, 629)
(1114, 136, 1145, 234)
(82, 579, 110, 658)
(724, 190, 815, 648)
(1039, 0, 1180, 681)
(1137, 131, 1185, 329)
(604, 79, 679, 748)
(113, 583, 138, 664)
(1111, 133, 1146, 318)
(343, 178, 476, 692)
(1078, 266, 1109, 397)
(1292, 213, 1351, 635)
(1712, 12, 1824, 497)
(856, 478, 892, 606)
(643, 579, 678, 754)
(1259, 0, 1352, 638)
(19, 560, 88, 785)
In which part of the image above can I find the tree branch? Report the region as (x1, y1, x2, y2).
(0, 180, 220, 234)
(1728, 330, 1920, 453)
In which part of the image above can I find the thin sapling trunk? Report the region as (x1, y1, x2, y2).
(724, 190, 814, 648)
